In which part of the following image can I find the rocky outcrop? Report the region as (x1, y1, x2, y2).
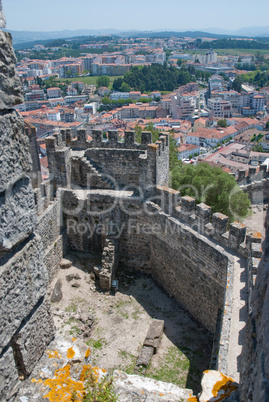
(240, 208, 269, 401)
(0, 31, 23, 109)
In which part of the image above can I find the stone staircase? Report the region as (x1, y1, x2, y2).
(71, 155, 116, 190)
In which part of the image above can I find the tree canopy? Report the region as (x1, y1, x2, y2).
(114, 64, 194, 93)
(96, 75, 110, 88)
(170, 163, 250, 221)
(217, 119, 227, 128)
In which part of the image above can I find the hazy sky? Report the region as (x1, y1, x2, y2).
(3, 0, 269, 32)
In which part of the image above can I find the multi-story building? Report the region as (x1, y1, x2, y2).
(47, 87, 62, 99)
(207, 98, 233, 118)
(25, 89, 45, 101)
(205, 50, 218, 64)
(110, 92, 130, 101)
(71, 81, 84, 91)
(171, 95, 196, 119)
(208, 74, 224, 97)
(177, 143, 201, 160)
(46, 109, 61, 122)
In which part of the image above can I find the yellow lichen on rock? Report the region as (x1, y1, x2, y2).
(66, 346, 75, 359)
(199, 370, 238, 402)
(47, 350, 62, 359)
(85, 348, 91, 358)
(43, 364, 84, 401)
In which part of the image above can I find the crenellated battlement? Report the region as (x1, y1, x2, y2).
(236, 164, 268, 185)
(156, 187, 262, 258)
(45, 128, 169, 195)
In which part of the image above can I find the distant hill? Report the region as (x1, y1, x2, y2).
(4, 28, 122, 44)
(205, 26, 269, 37)
(6, 27, 269, 50)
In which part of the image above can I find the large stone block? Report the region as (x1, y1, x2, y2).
(0, 346, 19, 401)
(12, 297, 55, 376)
(0, 235, 48, 353)
(0, 176, 37, 251)
(0, 111, 32, 192)
(0, 31, 23, 109)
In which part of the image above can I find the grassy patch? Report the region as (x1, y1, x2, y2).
(214, 48, 269, 56)
(65, 297, 86, 313)
(146, 346, 190, 388)
(114, 299, 132, 319)
(117, 350, 137, 374)
(131, 306, 142, 320)
(69, 325, 81, 337)
(87, 338, 107, 350)
(58, 75, 124, 89)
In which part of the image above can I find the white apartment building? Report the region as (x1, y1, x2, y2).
(207, 98, 233, 118)
(177, 144, 201, 160)
(110, 92, 130, 101)
(46, 109, 61, 122)
(205, 50, 218, 64)
(47, 87, 62, 99)
(171, 94, 196, 119)
(208, 74, 224, 94)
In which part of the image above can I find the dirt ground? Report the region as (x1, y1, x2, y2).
(48, 253, 213, 394)
(242, 204, 267, 236)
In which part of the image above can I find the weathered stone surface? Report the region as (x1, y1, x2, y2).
(0, 346, 19, 401)
(0, 176, 37, 251)
(66, 273, 74, 282)
(240, 208, 269, 402)
(0, 111, 32, 192)
(113, 370, 194, 401)
(0, 234, 48, 353)
(60, 258, 72, 269)
(136, 346, 154, 367)
(71, 281, 80, 288)
(50, 279, 63, 302)
(0, 31, 23, 109)
(43, 234, 65, 283)
(199, 370, 238, 402)
(12, 297, 55, 376)
(144, 319, 164, 353)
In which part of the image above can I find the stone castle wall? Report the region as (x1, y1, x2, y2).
(46, 128, 169, 196)
(239, 209, 269, 401)
(62, 190, 233, 333)
(0, 31, 55, 401)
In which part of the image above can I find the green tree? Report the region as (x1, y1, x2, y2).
(255, 51, 265, 63)
(101, 96, 111, 105)
(96, 75, 110, 88)
(232, 76, 243, 93)
(266, 120, 269, 129)
(170, 163, 250, 221)
(169, 132, 180, 170)
(217, 119, 227, 128)
(252, 144, 265, 152)
(119, 82, 131, 92)
(113, 77, 124, 91)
